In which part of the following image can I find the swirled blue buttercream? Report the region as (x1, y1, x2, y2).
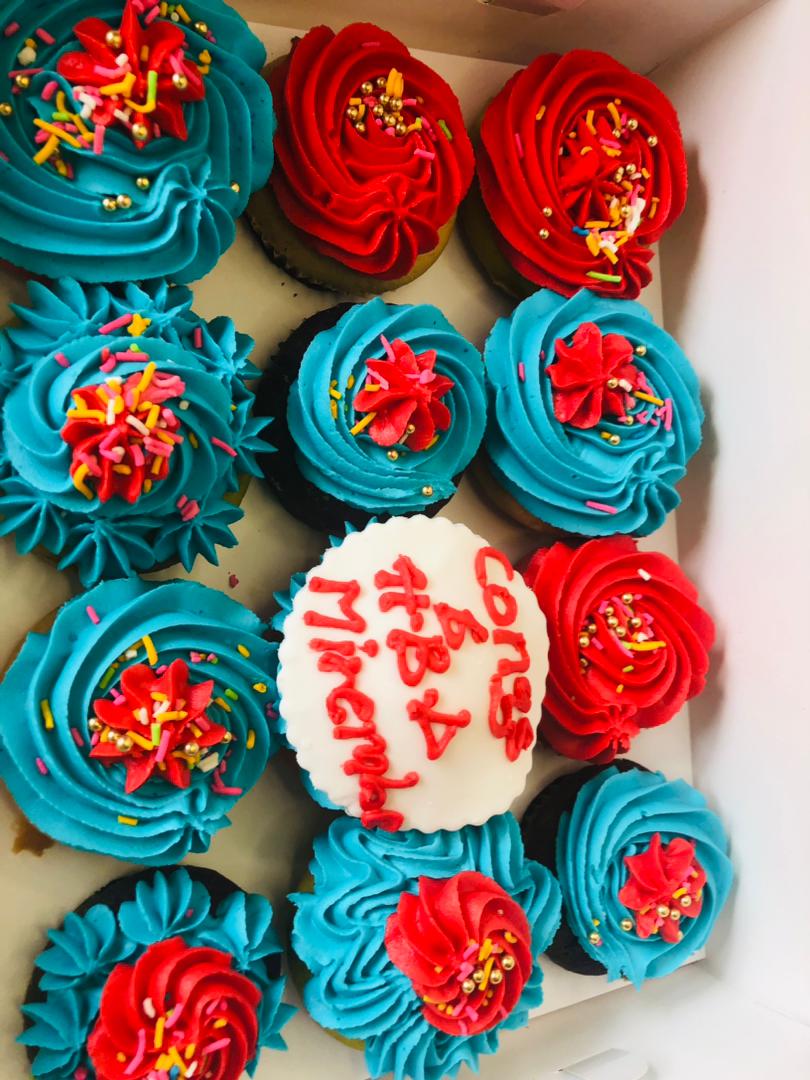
(0, 577, 280, 863)
(0, 278, 270, 586)
(484, 289, 703, 535)
(292, 813, 561, 1080)
(0, 1, 274, 283)
(286, 299, 486, 515)
(556, 767, 733, 986)
(20, 867, 294, 1079)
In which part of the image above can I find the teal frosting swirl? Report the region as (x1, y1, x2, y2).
(484, 289, 703, 536)
(0, 1, 274, 283)
(0, 278, 269, 586)
(0, 577, 280, 863)
(287, 299, 486, 515)
(19, 867, 295, 1079)
(292, 814, 562, 1080)
(556, 767, 733, 986)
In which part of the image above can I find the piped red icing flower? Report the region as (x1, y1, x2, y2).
(523, 538, 714, 763)
(87, 936, 261, 1080)
(57, 0, 206, 145)
(353, 337, 454, 449)
(385, 871, 532, 1036)
(269, 23, 474, 279)
(548, 322, 640, 428)
(90, 658, 226, 792)
(477, 50, 687, 298)
(618, 833, 707, 943)
(61, 366, 185, 503)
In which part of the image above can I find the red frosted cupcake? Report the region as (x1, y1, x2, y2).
(463, 50, 687, 299)
(247, 23, 475, 293)
(523, 537, 714, 762)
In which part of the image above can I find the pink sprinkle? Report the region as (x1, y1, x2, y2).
(592, 637, 604, 650)
(463, 944, 478, 960)
(91, 733, 100, 747)
(144, 6, 160, 24)
(465, 1006, 479, 1022)
(193, 326, 203, 348)
(86, 605, 100, 624)
(155, 729, 171, 763)
(599, 137, 622, 149)
(180, 499, 200, 522)
(117, 350, 149, 361)
(514, 132, 524, 158)
(176, 494, 188, 509)
(265, 704, 278, 719)
(8, 67, 44, 78)
(585, 500, 619, 514)
(36, 28, 55, 44)
(124, 1028, 146, 1075)
(35, 757, 48, 776)
(93, 124, 105, 155)
(379, 334, 396, 362)
(518, 362, 526, 382)
(210, 436, 236, 457)
(205, 999, 221, 1016)
(402, 98, 417, 107)
(55, 352, 70, 368)
(99, 313, 133, 335)
(201, 1038, 231, 1055)
(130, 445, 145, 467)
(385, 127, 396, 136)
(214, 783, 244, 798)
(165, 1001, 184, 1028)
(3, 23, 20, 37)
(74, 1069, 89, 1080)
(228, 574, 239, 589)
(110, 689, 125, 704)
(598, 600, 609, 614)
(185, 907, 194, 918)
(361, 41, 381, 47)
(456, 962, 474, 980)
(207, 653, 217, 662)
(540, 350, 546, 361)
(155, 664, 167, 675)
(71, 727, 85, 748)
(413, 148, 435, 161)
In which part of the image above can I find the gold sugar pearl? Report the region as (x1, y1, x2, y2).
(395, 122, 407, 137)
(376, 76, 387, 89)
(587, 623, 597, 635)
(607, 378, 619, 389)
(681, 896, 692, 908)
(132, 122, 149, 141)
(578, 634, 591, 649)
(630, 616, 643, 629)
(387, 450, 399, 461)
(620, 205, 632, 219)
(136, 176, 151, 190)
(379, 93, 390, 107)
(620, 918, 634, 932)
(406, 424, 416, 434)
(0, 102, 13, 117)
(615, 626, 627, 638)
(195, 21, 209, 34)
(88, 718, 103, 732)
(346, 106, 359, 121)
(648, 135, 658, 147)
(606, 615, 619, 628)
(389, 97, 403, 112)
(635, 344, 647, 357)
(383, 113, 395, 128)
(221, 731, 235, 743)
(172, 73, 189, 91)
(588, 931, 602, 945)
(15, 74, 30, 89)
(657, 905, 670, 918)
(622, 593, 634, 604)
(542, 206, 553, 217)
(670, 910, 681, 921)
(116, 735, 133, 752)
(539, 228, 550, 240)
(361, 81, 374, 95)
(604, 605, 615, 616)
(106, 30, 122, 49)
(461, 978, 476, 995)
(472, 969, 484, 984)
(116, 194, 132, 209)
(422, 485, 434, 498)
(627, 118, 639, 131)
(608, 434, 621, 446)
(501, 955, 516, 971)
(355, 121, 366, 134)
(102, 197, 118, 212)
(372, 103, 385, 118)
(231, 182, 241, 193)
(184, 741, 200, 757)
(489, 969, 504, 986)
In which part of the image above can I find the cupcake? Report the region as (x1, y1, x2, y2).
(0, 577, 279, 864)
(480, 288, 703, 536)
(521, 763, 733, 984)
(274, 515, 549, 832)
(247, 23, 474, 293)
(20, 866, 294, 1080)
(292, 813, 561, 1080)
(463, 49, 687, 299)
(524, 537, 715, 763)
(255, 299, 487, 533)
(0, 277, 268, 587)
(0, 0, 274, 283)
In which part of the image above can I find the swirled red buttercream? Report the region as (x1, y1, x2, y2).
(87, 936, 260, 1080)
(524, 538, 714, 763)
(385, 871, 532, 1035)
(477, 50, 687, 298)
(619, 832, 707, 942)
(269, 23, 474, 279)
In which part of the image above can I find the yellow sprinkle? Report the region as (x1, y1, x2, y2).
(478, 937, 493, 961)
(593, 918, 600, 927)
(199, 49, 212, 64)
(150, 456, 163, 475)
(580, 145, 593, 155)
(237, 644, 250, 657)
(214, 696, 232, 713)
(616, 684, 625, 693)
(118, 815, 138, 826)
(117, 1053, 126, 1063)
(602, 246, 619, 265)
(535, 104, 546, 121)
(350, 412, 376, 436)
(151, 691, 168, 702)
(634, 391, 665, 406)
(607, 102, 622, 128)
(154, 1016, 166, 1049)
(329, 387, 342, 400)
(72, 464, 94, 500)
(99, 73, 136, 97)
(346, 374, 355, 389)
(33, 118, 83, 148)
(504, 931, 517, 943)
(176, 3, 191, 22)
(425, 434, 440, 450)
(142, 634, 158, 666)
(67, 408, 106, 422)
(622, 665, 635, 673)
(188, 431, 199, 449)
(330, 400, 338, 420)
(672, 887, 688, 899)
(159, 711, 187, 721)
(40, 700, 55, 730)
(641, 167, 651, 179)
(136, 362, 157, 394)
(143, 479, 153, 493)
(246, 730, 256, 750)
(627, 641, 665, 654)
(140, 45, 149, 63)
(190, 724, 202, 738)
(585, 109, 595, 133)
(252, 682, 267, 694)
(112, 464, 132, 475)
(56, 91, 68, 114)
(586, 233, 601, 257)
(144, 403, 160, 429)
(586, 220, 610, 229)
(349, 97, 362, 105)
(213, 1018, 228, 1029)
(197, 64, 210, 75)
(167, 1046, 186, 1075)
(126, 730, 154, 751)
(185, 1044, 196, 1060)
(479, 955, 495, 992)
(33, 134, 60, 165)
(71, 112, 91, 140)
(615, 235, 631, 248)
(437, 1002, 446, 1012)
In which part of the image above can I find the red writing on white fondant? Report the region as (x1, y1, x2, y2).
(375, 555, 430, 631)
(406, 689, 472, 760)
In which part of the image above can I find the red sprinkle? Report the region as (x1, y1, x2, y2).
(518, 362, 526, 382)
(210, 436, 237, 457)
(35, 28, 55, 44)
(193, 326, 203, 349)
(71, 727, 85, 748)
(3, 23, 20, 37)
(228, 574, 239, 589)
(35, 757, 48, 776)
(55, 352, 70, 368)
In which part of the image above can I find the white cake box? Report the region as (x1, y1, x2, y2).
(0, 0, 807, 1077)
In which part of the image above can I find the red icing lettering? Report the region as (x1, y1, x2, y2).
(327, 685, 375, 726)
(407, 689, 472, 760)
(493, 629, 530, 676)
(309, 639, 357, 655)
(361, 639, 379, 657)
(304, 577, 366, 633)
(386, 629, 450, 687)
(375, 555, 430, 631)
(434, 602, 489, 649)
(488, 674, 534, 762)
(475, 547, 518, 626)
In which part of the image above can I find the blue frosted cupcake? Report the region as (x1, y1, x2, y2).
(256, 299, 487, 533)
(292, 813, 561, 1080)
(521, 763, 733, 985)
(0, 0, 274, 283)
(0, 577, 279, 864)
(21, 866, 294, 1080)
(481, 289, 703, 536)
(0, 277, 269, 586)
